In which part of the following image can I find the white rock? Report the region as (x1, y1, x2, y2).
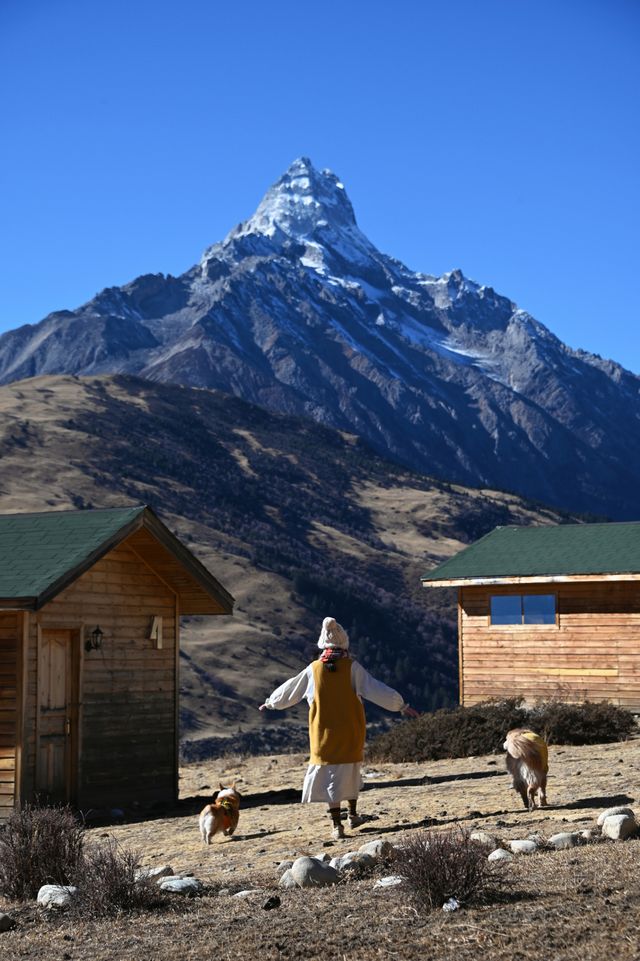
(329, 851, 375, 874)
(233, 889, 263, 898)
(358, 839, 395, 860)
(159, 877, 203, 895)
(596, 806, 635, 827)
(135, 865, 174, 883)
(290, 856, 339, 888)
(487, 848, 513, 863)
(314, 852, 332, 863)
(470, 831, 500, 851)
(548, 832, 581, 850)
(278, 869, 299, 889)
(509, 839, 538, 854)
(601, 814, 637, 841)
(275, 860, 294, 877)
(442, 897, 461, 912)
(37, 885, 79, 909)
(374, 875, 405, 889)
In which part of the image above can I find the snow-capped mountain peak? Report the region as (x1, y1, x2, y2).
(233, 157, 359, 242)
(2, 158, 640, 521)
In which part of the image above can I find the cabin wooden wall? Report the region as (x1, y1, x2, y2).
(22, 542, 178, 809)
(460, 582, 640, 710)
(0, 611, 19, 819)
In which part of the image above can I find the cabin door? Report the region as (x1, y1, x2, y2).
(37, 629, 77, 803)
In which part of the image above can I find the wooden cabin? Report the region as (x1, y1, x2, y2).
(0, 505, 233, 820)
(422, 522, 640, 711)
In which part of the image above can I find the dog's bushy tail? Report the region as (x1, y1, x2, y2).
(504, 729, 548, 772)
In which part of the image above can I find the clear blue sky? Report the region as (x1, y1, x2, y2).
(2, 0, 639, 370)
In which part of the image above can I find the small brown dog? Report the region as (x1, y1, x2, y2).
(199, 783, 242, 844)
(503, 728, 549, 811)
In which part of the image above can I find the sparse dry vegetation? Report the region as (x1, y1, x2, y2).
(394, 827, 504, 910)
(1, 740, 639, 960)
(0, 804, 84, 901)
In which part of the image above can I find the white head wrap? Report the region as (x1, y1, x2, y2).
(317, 616, 349, 650)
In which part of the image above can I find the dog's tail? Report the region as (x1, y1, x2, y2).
(504, 729, 548, 773)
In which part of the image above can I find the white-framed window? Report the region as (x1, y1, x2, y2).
(490, 594, 556, 625)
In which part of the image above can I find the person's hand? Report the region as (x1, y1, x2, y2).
(258, 703, 268, 711)
(401, 705, 420, 719)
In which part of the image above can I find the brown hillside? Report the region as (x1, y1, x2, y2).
(0, 374, 571, 753)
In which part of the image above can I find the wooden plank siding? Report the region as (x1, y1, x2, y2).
(460, 582, 640, 710)
(0, 611, 19, 819)
(21, 543, 179, 811)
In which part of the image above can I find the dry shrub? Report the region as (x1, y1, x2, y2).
(368, 698, 527, 762)
(0, 803, 85, 900)
(71, 839, 166, 918)
(531, 699, 636, 745)
(395, 828, 502, 911)
(368, 698, 636, 763)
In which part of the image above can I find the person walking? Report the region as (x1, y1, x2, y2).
(259, 616, 418, 839)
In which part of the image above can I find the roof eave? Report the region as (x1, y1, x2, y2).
(423, 572, 640, 588)
(0, 596, 37, 610)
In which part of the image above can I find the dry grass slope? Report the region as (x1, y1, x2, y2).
(0, 373, 571, 749)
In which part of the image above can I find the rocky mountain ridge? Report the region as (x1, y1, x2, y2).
(1, 158, 638, 518)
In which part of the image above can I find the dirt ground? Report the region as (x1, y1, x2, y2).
(2, 738, 640, 960)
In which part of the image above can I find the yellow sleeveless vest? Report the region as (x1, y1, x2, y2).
(309, 658, 366, 765)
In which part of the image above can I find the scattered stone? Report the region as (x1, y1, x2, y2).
(37, 885, 79, 910)
(442, 897, 460, 912)
(290, 856, 340, 888)
(0, 913, 16, 932)
(374, 875, 404, 889)
(601, 814, 637, 841)
(339, 852, 376, 875)
(596, 807, 635, 827)
(329, 851, 375, 874)
(159, 877, 203, 896)
(217, 889, 231, 897)
(510, 839, 538, 855)
(275, 860, 294, 877)
(262, 895, 281, 910)
(358, 839, 395, 860)
(548, 832, 582, 851)
(278, 869, 299, 890)
(135, 865, 174, 883)
(487, 848, 513, 863)
(470, 831, 500, 851)
(314, 852, 332, 863)
(581, 829, 597, 842)
(233, 889, 263, 899)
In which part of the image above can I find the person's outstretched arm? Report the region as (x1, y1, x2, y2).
(259, 665, 311, 711)
(351, 661, 418, 716)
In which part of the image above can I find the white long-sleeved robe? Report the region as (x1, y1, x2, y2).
(264, 659, 407, 804)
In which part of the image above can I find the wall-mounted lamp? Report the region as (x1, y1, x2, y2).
(85, 625, 104, 652)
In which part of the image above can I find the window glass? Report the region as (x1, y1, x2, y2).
(490, 595, 521, 624)
(523, 594, 556, 625)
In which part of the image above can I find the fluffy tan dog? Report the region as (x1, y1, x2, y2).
(503, 728, 549, 810)
(199, 783, 241, 844)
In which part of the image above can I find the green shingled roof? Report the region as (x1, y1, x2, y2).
(0, 506, 146, 605)
(422, 522, 640, 583)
